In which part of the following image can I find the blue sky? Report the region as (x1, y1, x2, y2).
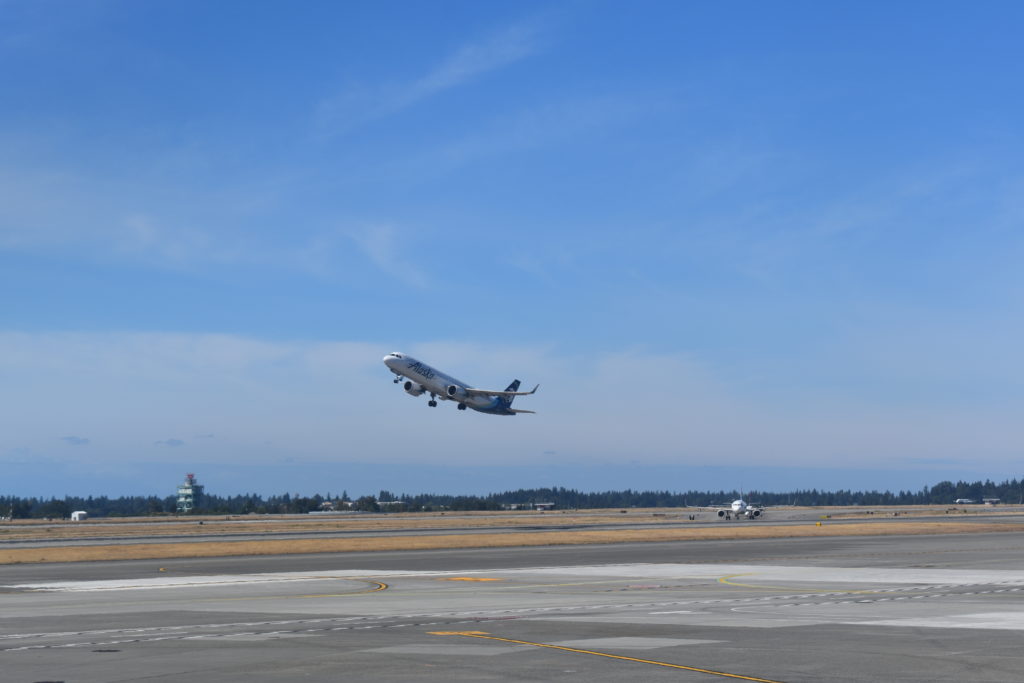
(2, 1, 1023, 498)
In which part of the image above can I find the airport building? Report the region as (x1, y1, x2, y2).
(503, 502, 556, 511)
(176, 473, 204, 513)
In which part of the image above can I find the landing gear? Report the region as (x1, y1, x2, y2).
(393, 375, 402, 384)
(457, 403, 467, 411)
(428, 394, 438, 407)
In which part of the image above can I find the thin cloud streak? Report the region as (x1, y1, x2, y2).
(388, 92, 652, 179)
(315, 19, 547, 136)
(346, 224, 430, 288)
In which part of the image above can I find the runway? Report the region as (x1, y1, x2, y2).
(3, 533, 1024, 682)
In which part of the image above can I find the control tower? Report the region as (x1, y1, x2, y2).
(176, 473, 204, 514)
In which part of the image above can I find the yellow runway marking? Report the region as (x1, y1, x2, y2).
(296, 580, 388, 598)
(440, 577, 504, 582)
(429, 631, 787, 682)
(717, 574, 880, 594)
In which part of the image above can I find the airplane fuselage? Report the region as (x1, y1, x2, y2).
(383, 353, 521, 415)
(716, 498, 763, 519)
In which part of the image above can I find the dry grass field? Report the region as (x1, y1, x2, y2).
(2, 507, 1022, 565)
(0, 505, 1005, 542)
(0, 510, 666, 541)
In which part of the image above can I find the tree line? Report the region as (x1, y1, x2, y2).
(2, 479, 1020, 519)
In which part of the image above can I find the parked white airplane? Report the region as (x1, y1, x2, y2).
(383, 352, 539, 415)
(715, 498, 764, 519)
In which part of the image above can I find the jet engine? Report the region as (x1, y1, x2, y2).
(748, 509, 761, 518)
(446, 384, 467, 400)
(404, 381, 425, 397)
(717, 510, 727, 518)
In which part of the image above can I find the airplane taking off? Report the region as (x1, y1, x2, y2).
(383, 352, 539, 415)
(715, 497, 764, 520)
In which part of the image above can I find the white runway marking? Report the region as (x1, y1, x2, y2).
(11, 562, 1024, 592)
(649, 610, 699, 614)
(857, 613, 1024, 631)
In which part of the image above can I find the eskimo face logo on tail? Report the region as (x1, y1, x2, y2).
(407, 361, 436, 380)
(502, 380, 521, 406)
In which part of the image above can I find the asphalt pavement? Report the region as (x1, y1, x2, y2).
(3, 531, 1024, 681)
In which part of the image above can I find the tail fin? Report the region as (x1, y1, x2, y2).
(503, 379, 521, 407)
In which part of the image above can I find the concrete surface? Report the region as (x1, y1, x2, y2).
(3, 533, 1024, 681)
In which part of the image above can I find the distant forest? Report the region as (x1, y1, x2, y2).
(1, 478, 1021, 518)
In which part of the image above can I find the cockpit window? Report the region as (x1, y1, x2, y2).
(390, 352, 403, 358)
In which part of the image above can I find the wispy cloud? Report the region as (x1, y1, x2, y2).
(407, 93, 648, 173)
(2, 332, 1022, 480)
(0, 169, 347, 276)
(315, 19, 546, 136)
(116, 214, 216, 265)
(347, 224, 429, 288)
(61, 436, 90, 446)
(410, 22, 543, 98)
(0, 169, 235, 267)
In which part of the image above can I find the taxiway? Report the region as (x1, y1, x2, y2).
(3, 532, 1024, 681)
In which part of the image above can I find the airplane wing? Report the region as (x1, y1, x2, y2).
(508, 408, 536, 414)
(463, 384, 540, 398)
